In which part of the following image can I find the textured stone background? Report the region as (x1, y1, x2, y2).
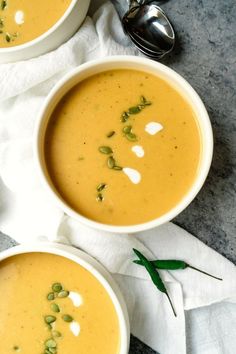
(0, 0, 235, 353)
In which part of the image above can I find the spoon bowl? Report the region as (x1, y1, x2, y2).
(123, 1, 175, 58)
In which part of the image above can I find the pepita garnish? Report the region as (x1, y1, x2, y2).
(107, 131, 115, 138)
(113, 166, 123, 171)
(52, 283, 62, 293)
(98, 146, 113, 154)
(126, 132, 137, 142)
(44, 315, 56, 324)
(5, 32, 11, 42)
(47, 292, 55, 301)
(52, 330, 62, 338)
(57, 290, 69, 298)
(122, 125, 132, 134)
(51, 303, 60, 313)
(97, 183, 106, 192)
(128, 106, 142, 114)
(62, 314, 73, 323)
(1, 0, 7, 10)
(45, 339, 57, 348)
(96, 193, 104, 202)
(107, 156, 115, 169)
(121, 96, 152, 122)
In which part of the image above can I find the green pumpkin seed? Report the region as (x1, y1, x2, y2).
(96, 193, 104, 202)
(51, 303, 60, 313)
(47, 292, 55, 301)
(58, 290, 69, 298)
(13, 346, 20, 351)
(107, 131, 115, 138)
(113, 166, 123, 171)
(128, 106, 141, 114)
(45, 339, 57, 348)
(126, 132, 137, 141)
(44, 316, 56, 324)
(121, 111, 129, 122)
(45, 350, 51, 354)
(98, 146, 113, 154)
(5, 33, 11, 42)
(48, 348, 57, 354)
(52, 330, 62, 338)
(52, 283, 62, 293)
(62, 314, 73, 323)
(1, 1, 7, 10)
(123, 125, 132, 134)
(97, 183, 106, 192)
(107, 156, 115, 169)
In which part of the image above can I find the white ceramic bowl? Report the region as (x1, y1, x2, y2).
(0, 0, 90, 64)
(35, 55, 213, 233)
(0, 242, 130, 353)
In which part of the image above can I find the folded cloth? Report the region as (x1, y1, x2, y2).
(0, 2, 235, 354)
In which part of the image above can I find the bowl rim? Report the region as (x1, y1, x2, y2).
(0, 242, 130, 354)
(34, 55, 213, 234)
(0, 0, 85, 53)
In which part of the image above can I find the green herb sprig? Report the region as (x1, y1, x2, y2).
(133, 249, 177, 317)
(134, 259, 223, 281)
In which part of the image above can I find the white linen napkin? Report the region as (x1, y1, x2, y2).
(0, 2, 235, 354)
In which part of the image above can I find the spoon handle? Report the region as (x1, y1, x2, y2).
(127, 0, 142, 9)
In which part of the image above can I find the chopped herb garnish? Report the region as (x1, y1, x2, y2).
(0, 18, 4, 27)
(107, 130, 115, 138)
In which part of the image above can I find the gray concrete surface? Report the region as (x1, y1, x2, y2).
(0, 0, 235, 353)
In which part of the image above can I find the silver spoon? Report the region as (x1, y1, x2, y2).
(122, 1, 175, 59)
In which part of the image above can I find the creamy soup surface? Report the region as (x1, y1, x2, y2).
(0, 252, 120, 354)
(45, 69, 202, 225)
(0, 0, 71, 47)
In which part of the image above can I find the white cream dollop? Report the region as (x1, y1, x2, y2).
(70, 321, 81, 337)
(123, 168, 141, 184)
(15, 10, 24, 25)
(145, 122, 163, 135)
(131, 145, 145, 158)
(69, 292, 83, 307)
